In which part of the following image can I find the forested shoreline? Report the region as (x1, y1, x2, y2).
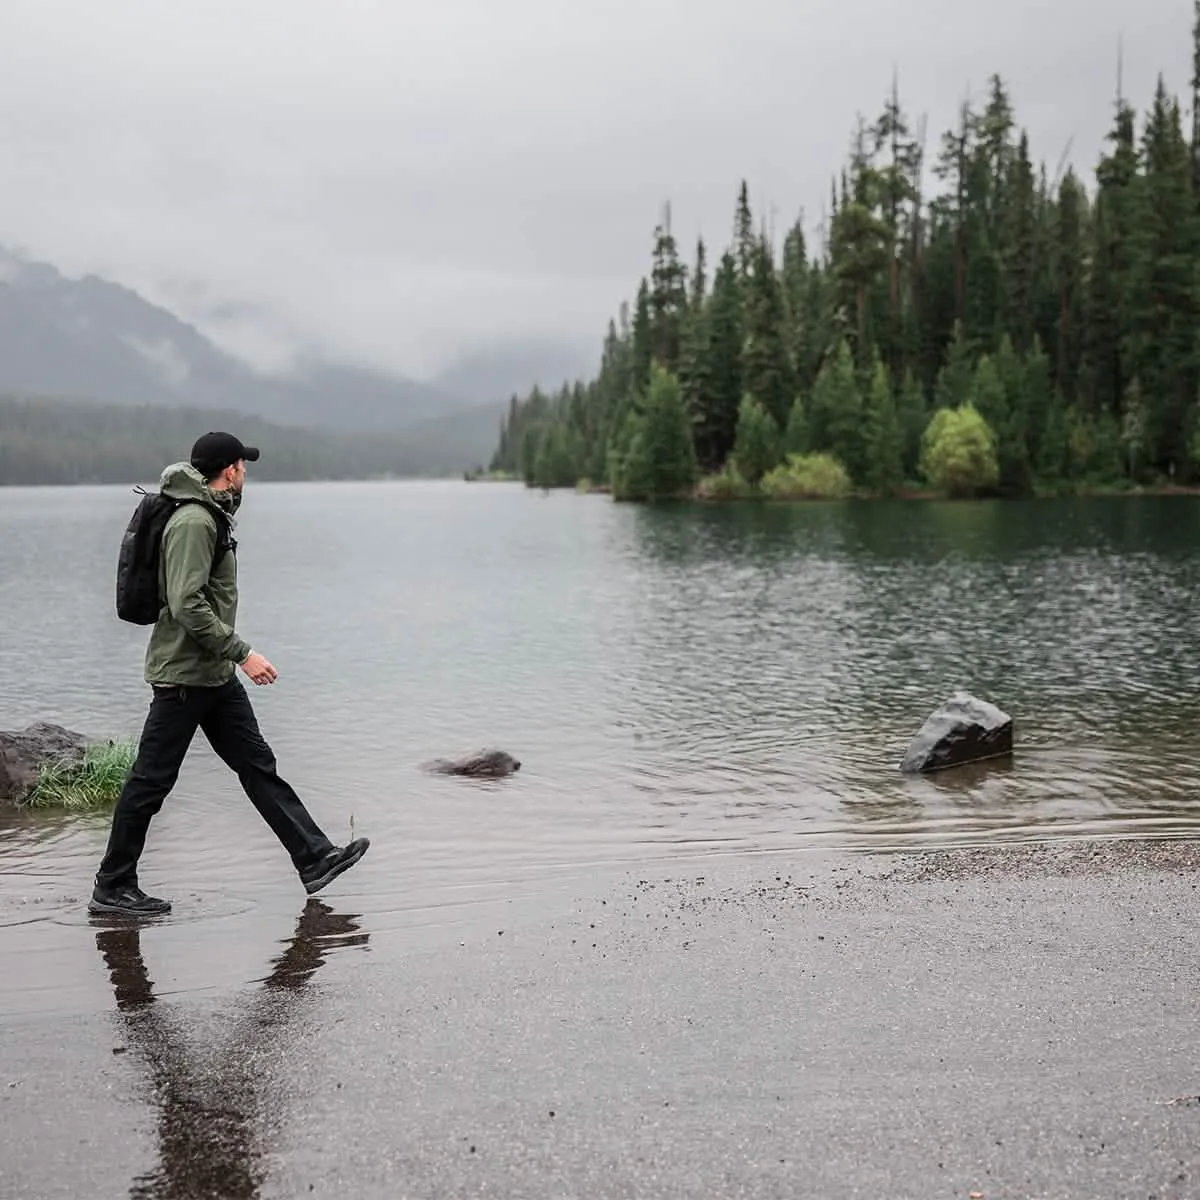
(490, 11, 1200, 502)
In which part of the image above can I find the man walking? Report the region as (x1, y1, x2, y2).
(90, 432, 368, 916)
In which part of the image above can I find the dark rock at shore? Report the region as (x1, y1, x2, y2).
(899, 692, 1013, 774)
(0, 721, 87, 803)
(423, 749, 521, 779)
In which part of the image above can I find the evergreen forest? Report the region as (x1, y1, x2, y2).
(490, 12, 1200, 502)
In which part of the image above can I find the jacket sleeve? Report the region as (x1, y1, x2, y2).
(162, 513, 252, 664)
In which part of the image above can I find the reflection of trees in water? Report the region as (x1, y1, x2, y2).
(630, 494, 1200, 714)
(94, 901, 368, 1200)
(627, 492, 1200, 567)
(605, 495, 1200, 842)
(625, 500, 851, 569)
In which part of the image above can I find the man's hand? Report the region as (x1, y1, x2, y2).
(240, 650, 278, 686)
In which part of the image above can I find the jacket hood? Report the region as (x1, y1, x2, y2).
(159, 461, 238, 520)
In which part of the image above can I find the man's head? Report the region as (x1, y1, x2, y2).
(190, 431, 260, 493)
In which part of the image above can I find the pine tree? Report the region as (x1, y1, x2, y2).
(809, 339, 866, 481)
(741, 237, 794, 431)
(1000, 130, 1037, 350)
(872, 72, 921, 367)
(1125, 79, 1200, 476)
(519, 422, 542, 486)
(931, 99, 973, 332)
(993, 334, 1031, 491)
(1191, 0, 1200, 198)
(678, 244, 713, 462)
(532, 422, 582, 489)
(732, 395, 782, 485)
(611, 367, 698, 501)
(630, 279, 654, 399)
(863, 355, 904, 494)
(1052, 170, 1088, 406)
(781, 219, 808, 331)
(1026, 338, 1063, 482)
(649, 209, 689, 373)
(829, 131, 890, 356)
(694, 250, 743, 472)
(642, 367, 699, 495)
(689, 237, 708, 311)
(934, 321, 975, 409)
(734, 181, 756, 280)
(1082, 99, 1141, 419)
(896, 369, 928, 481)
(784, 394, 810, 456)
(795, 262, 836, 395)
(968, 352, 1029, 491)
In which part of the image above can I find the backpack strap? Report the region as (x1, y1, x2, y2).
(157, 492, 237, 568)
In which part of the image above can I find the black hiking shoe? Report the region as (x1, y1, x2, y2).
(88, 884, 172, 916)
(299, 838, 370, 896)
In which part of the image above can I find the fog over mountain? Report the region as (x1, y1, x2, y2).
(0, 247, 588, 434)
(0, 244, 589, 481)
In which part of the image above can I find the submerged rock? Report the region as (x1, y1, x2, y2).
(899, 692, 1013, 774)
(0, 721, 87, 804)
(423, 749, 521, 779)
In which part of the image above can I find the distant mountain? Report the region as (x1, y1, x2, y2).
(0, 246, 593, 479)
(0, 394, 491, 485)
(0, 248, 467, 434)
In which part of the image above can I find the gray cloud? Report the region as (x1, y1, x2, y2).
(0, 0, 1190, 380)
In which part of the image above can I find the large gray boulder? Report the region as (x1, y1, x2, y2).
(0, 721, 87, 803)
(899, 692, 1013, 774)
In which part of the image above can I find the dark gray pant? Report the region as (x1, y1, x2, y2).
(95, 677, 334, 890)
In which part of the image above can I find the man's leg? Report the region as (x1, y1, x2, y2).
(92, 685, 205, 913)
(200, 679, 367, 892)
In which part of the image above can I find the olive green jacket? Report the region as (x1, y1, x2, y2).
(143, 462, 252, 686)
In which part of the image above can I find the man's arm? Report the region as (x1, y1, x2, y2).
(162, 513, 253, 664)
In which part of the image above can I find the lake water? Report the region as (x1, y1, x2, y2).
(3, 480, 1200, 1013)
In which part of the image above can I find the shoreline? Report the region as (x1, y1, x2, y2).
(467, 474, 1200, 501)
(872, 830, 1200, 878)
(4, 833, 1198, 1197)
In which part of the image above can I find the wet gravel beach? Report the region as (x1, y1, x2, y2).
(3, 834, 1198, 1199)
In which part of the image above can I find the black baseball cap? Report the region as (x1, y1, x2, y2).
(190, 431, 260, 475)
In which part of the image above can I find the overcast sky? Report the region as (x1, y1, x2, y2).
(0, 0, 1191, 380)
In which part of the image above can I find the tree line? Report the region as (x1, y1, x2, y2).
(491, 11, 1200, 501)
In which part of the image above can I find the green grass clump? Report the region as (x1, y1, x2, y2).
(24, 739, 137, 811)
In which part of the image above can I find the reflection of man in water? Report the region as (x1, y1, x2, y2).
(94, 901, 368, 1199)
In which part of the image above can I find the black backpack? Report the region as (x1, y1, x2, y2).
(115, 486, 235, 625)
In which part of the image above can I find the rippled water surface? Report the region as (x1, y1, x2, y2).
(3, 480, 1200, 1011)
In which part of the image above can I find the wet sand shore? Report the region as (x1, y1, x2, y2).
(3, 836, 1198, 1199)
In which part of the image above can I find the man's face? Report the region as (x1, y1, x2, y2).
(225, 459, 247, 492)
